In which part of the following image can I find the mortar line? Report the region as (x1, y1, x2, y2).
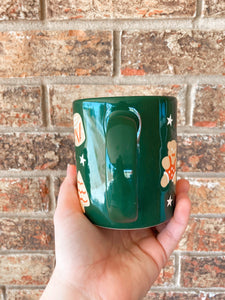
(174, 252, 181, 287)
(1, 286, 6, 300)
(40, 0, 47, 21)
(40, 85, 48, 127)
(0, 250, 55, 255)
(0, 169, 66, 178)
(185, 84, 196, 126)
(0, 19, 193, 32)
(177, 127, 225, 134)
(1, 18, 225, 31)
(178, 172, 225, 178)
(192, 0, 204, 29)
(0, 75, 225, 86)
(112, 31, 121, 79)
(190, 214, 225, 218)
(42, 84, 51, 128)
(173, 250, 225, 256)
(150, 286, 225, 293)
(0, 213, 54, 219)
(3, 285, 46, 290)
(49, 174, 57, 212)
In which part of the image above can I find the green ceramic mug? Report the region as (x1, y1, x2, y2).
(73, 96, 177, 229)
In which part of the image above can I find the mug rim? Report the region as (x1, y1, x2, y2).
(73, 95, 177, 104)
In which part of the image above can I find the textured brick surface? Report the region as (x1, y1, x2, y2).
(121, 31, 225, 75)
(47, 0, 196, 19)
(179, 218, 225, 251)
(0, 218, 54, 250)
(0, 133, 75, 170)
(178, 135, 225, 172)
(153, 256, 175, 287)
(0, 177, 50, 213)
(49, 84, 186, 127)
(0, 31, 112, 78)
(0, 86, 42, 127)
(193, 85, 225, 128)
(1, 0, 225, 296)
(6, 289, 44, 300)
(0, 254, 54, 285)
(0, 0, 40, 20)
(188, 178, 225, 215)
(204, 0, 225, 17)
(180, 256, 225, 288)
(144, 292, 225, 300)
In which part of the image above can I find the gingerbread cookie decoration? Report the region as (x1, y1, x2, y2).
(77, 171, 90, 212)
(74, 113, 86, 147)
(160, 140, 177, 188)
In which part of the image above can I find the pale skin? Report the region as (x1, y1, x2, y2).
(41, 164, 191, 300)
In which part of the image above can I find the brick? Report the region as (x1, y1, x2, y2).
(143, 292, 165, 300)
(193, 85, 225, 128)
(47, 0, 111, 19)
(180, 256, 225, 288)
(0, 31, 112, 78)
(178, 134, 225, 172)
(0, 86, 42, 127)
(0, 177, 50, 213)
(49, 84, 186, 127)
(121, 31, 225, 75)
(153, 256, 175, 287)
(188, 178, 225, 215)
(6, 289, 43, 300)
(0, 0, 40, 20)
(204, 0, 225, 17)
(47, 0, 196, 19)
(0, 254, 54, 285)
(144, 292, 225, 300)
(0, 218, 54, 250)
(114, 0, 196, 18)
(179, 218, 225, 252)
(0, 133, 75, 170)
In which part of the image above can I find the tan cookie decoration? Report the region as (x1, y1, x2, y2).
(160, 140, 177, 188)
(74, 113, 86, 147)
(77, 171, 90, 212)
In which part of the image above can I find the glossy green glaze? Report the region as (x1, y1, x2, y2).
(73, 96, 177, 229)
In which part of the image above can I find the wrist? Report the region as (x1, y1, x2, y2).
(41, 268, 91, 300)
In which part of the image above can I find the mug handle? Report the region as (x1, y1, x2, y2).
(105, 109, 140, 223)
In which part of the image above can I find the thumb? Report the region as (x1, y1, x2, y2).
(55, 164, 83, 221)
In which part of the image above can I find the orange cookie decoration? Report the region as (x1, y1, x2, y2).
(77, 171, 90, 212)
(160, 140, 177, 188)
(74, 113, 86, 147)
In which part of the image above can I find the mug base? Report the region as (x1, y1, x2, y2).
(95, 218, 171, 230)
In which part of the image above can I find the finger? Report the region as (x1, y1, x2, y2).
(157, 183, 191, 259)
(154, 222, 168, 234)
(155, 179, 189, 234)
(176, 178, 190, 194)
(66, 163, 77, 184)
(55, 164, 83, 221)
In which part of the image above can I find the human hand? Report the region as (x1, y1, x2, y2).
(41, 164, 191, 300)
